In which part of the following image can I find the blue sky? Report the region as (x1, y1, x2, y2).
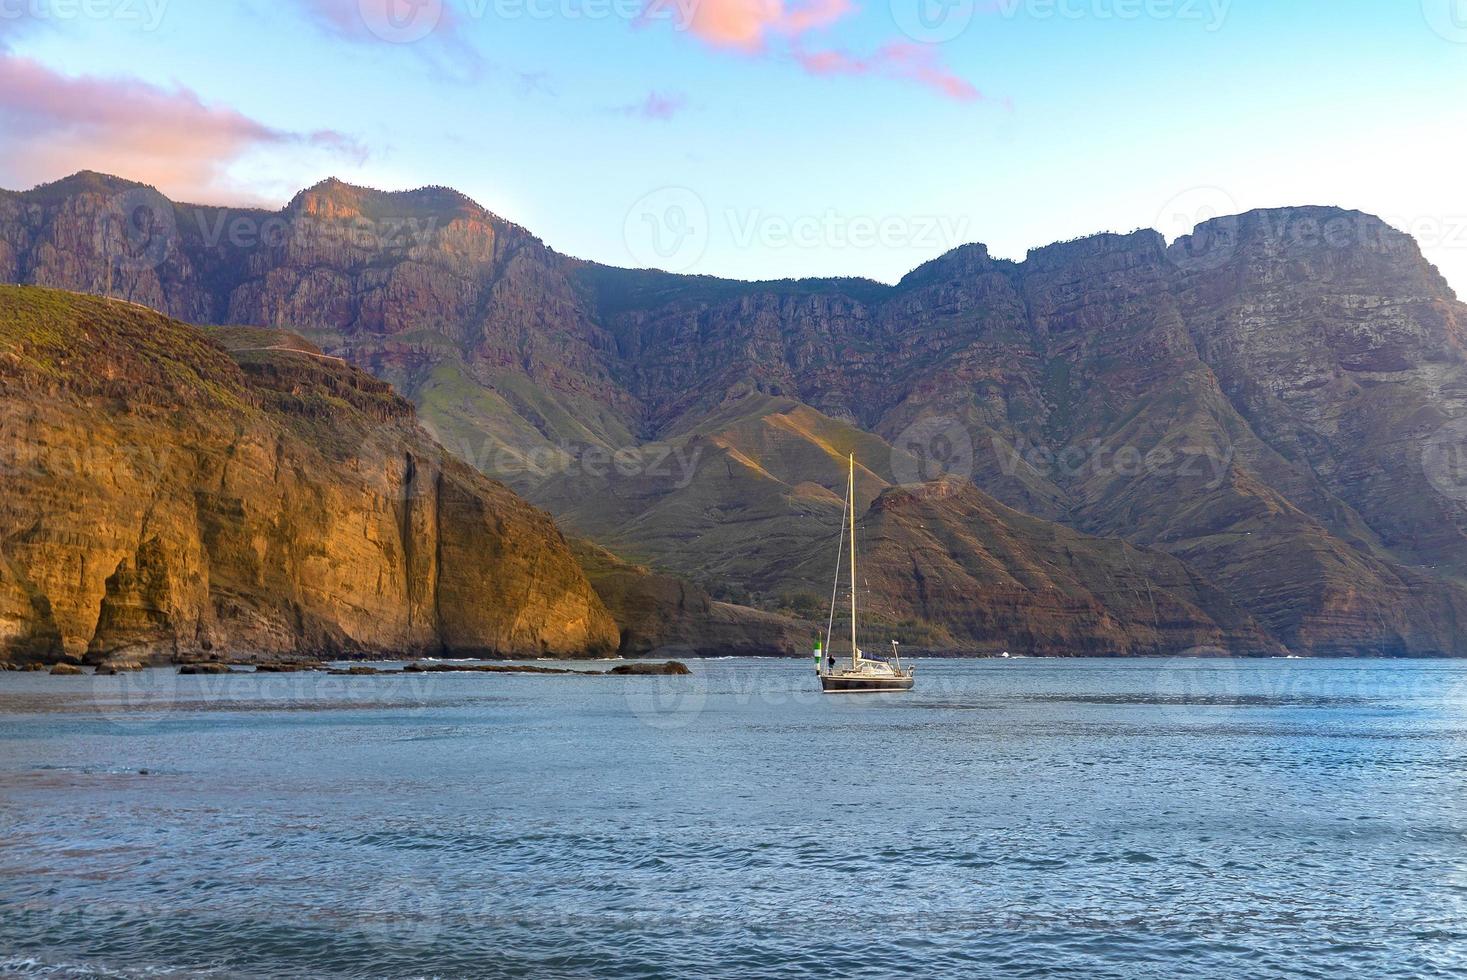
(2, 0, 1465, 291)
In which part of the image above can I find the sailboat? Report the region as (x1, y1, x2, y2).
(815, 454, 915, 693)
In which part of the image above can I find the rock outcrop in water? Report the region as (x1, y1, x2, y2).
(6, 173, 1467, 654)
(0, 286, 618, 664)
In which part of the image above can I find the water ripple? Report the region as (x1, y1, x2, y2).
(3, 658, 1467, 978)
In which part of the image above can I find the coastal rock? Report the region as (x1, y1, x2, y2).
(49, 664, 83, 675)
(609, 661, 692, 675)
(178, 663, 232, 675)
(0, 286, 618, 665)
(93, 660, 144, 675)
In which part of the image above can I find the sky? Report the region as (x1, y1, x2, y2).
(1, 0, 1465, 291)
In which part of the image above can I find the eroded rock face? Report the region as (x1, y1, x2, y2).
(863, 478, 1281, 656)
(7, 173, 1467, 655)
(1175, 209, 1467, 576)
(0, 286, 617, 664)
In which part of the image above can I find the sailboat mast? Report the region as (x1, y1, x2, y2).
(849, 453, 859, 668)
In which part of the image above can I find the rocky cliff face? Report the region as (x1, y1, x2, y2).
(0, 286, 618, 664)
(6, 172, 1467, 655)
(862, 479, 1280, 656)
(1175, 209, 1467, 577)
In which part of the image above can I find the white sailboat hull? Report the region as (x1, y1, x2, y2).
(819, 658, 914, 693)
(820, 670, 915, 693)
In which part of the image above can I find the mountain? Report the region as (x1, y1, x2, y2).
(860, 478, 1277, 656)
(5, 172, 1467, 655)
(0, 285, 618, 665)
(572, 540, 813, 657)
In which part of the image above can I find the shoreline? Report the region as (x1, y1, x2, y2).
(4, 651, 1463, 676)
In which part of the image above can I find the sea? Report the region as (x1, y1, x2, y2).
(1, 657, 1465, 978)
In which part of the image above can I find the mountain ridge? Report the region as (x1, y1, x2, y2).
(6, 172, 1467, 655)
(22, 170, 1449, 291)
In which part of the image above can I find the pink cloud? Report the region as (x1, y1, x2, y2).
(652, 0, 853, 49)
(615, 91, 688, 120)
(794, 40, 981, 102)
(792, 47, 863, 74)
(776, 0, 853, 36)
(0, 56, 365, 203)
(670, 0, 781, 48)
(642, 0, 980, 103)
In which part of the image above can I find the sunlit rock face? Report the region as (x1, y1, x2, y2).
(0, 285, 617, 664)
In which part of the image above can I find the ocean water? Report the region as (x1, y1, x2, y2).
(2, 657, 1466, 979)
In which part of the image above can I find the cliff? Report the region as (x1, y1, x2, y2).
(0, 286, 618, 664)
(861, 479, 1280, 656)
